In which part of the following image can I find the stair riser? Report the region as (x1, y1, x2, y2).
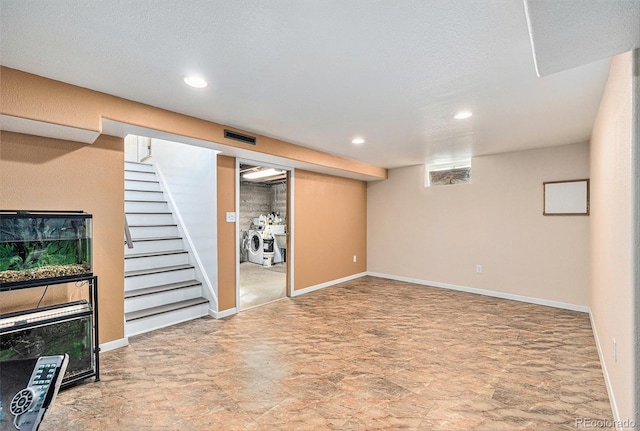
(125, 268, 196, 291)
(125, 253, 189, 272)
(127, 238, 183, 254)
(129, 225, 179, 239)
(125, 201, 169, 213)
(125, 190, 165, 201)
(126, 213, 174, 225)
(125, 285, 203, 313)
(125, 162, 154, 173)
(125, 170, 157, 181)
(125, 303, 209, 337)
(125, 180, 160, 191)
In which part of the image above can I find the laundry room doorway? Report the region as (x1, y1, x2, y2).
(237, 160, 291, 311)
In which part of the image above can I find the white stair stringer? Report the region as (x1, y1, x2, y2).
(124, 161, 209, 337)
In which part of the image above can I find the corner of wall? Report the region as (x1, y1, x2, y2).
(631, 47, 640, 427)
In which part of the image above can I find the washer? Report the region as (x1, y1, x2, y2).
(248, 229, 264, 264)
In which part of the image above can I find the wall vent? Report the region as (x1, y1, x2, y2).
(224, 129, 256, 145)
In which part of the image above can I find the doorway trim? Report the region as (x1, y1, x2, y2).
(235, 158, 295, 311)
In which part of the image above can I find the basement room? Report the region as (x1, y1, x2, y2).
(0, 1, 638, 430)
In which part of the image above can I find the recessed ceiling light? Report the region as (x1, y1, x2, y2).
(454, 111, 473, 120)
(352, 137, 365, 145)
(184, 76, 208, 88)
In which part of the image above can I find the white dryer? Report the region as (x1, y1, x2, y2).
(248, 229, 264, 264)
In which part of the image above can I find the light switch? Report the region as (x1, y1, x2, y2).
(226, 212, 236, 223)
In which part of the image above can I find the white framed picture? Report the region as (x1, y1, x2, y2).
(543, 179, 589, 216)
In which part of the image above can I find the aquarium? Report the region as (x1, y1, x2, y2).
(0, 211, 92, 288)
(0, 301, 95, 385)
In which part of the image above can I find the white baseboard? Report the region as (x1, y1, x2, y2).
(99, 337, 129, 353)
(291, 272, 368, 297)
(211, 307, 237, 319)
(589, 312, 622, 430)
(366, 272, 590, 313)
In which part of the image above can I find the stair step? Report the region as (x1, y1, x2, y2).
(125, 178, 160, 189)
(125, 298, 209, 337)
(125, 201, 169, 212)
(126, 211, 172, 214)
(125, 250, 188, 260)
(125, 279, 202, 299)
(125, 197, 167, 203)
(124, 186, 162, 194)
(130, 236, 182, 242)
(125, 264, 194, 278)
(129, 224, 179, 239)
(125, 188, 163, 193)
(125, 161, 154, 172)
(125, 191, 165, 202)
(126, 212, 173, 225)
(125, 182, 160, 192)
(127, 236, 184, 254)
(125, 178, 158, 184)
(125, 171, 157, 182)
(125, 281, 203, 313)
(124, 249, 189, 271)
(124, 167, 156, 175)
(129, 224, 178, 227)
(125, 264, 196, 291)
(126, 297, 209, 321)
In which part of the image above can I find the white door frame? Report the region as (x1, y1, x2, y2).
(235, 158, 295, 311)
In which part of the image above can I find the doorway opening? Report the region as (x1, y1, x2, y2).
(123, 135, 217, 336)
(238, 161, 290, 311)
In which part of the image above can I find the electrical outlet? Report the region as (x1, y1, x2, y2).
(353, 255, 357, 263)
(225, 212, 236, 223)
(613, 339, 617, 363)
(476, 264, 483, 274)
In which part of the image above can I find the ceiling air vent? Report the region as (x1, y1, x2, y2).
(224, 129, 256, 145)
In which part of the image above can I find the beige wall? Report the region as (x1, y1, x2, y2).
(294, 170, 367, 289)
(590, 50, 638, 425)
(368, 142, 590, 307)
(1, 67, 386, 180)
(0, 131, 124, 344)
(1, 68, 377, 327)
(215, 164, 368, 310)
(217, 155, 236, 311)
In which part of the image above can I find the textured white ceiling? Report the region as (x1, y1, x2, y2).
(0, 0, 621, 169)
(524, 0, 639, 77)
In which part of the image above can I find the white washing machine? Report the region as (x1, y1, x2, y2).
(248, 229, 264, 264)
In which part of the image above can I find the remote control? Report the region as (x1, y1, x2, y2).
(9, 355, 69, 431)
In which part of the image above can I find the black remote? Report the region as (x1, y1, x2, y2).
(9, 355, 69, 431)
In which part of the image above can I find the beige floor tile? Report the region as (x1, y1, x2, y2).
(40, 276, 611, 430)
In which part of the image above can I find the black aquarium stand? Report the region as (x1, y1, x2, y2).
(0, 275, 100, 389)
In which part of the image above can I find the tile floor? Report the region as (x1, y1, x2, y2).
(42, 276, 612, 430)
(239, 261, 287, 310)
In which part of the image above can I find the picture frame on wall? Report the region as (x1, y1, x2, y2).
(543, 179, 590, 216)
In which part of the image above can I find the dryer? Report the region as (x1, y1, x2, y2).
(248, 229, 264, 264)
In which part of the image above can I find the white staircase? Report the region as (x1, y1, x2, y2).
(124, 161, 209, 337)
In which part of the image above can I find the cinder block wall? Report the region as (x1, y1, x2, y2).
(239, 182, 272, 232)
(271, 183, 287, 219)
